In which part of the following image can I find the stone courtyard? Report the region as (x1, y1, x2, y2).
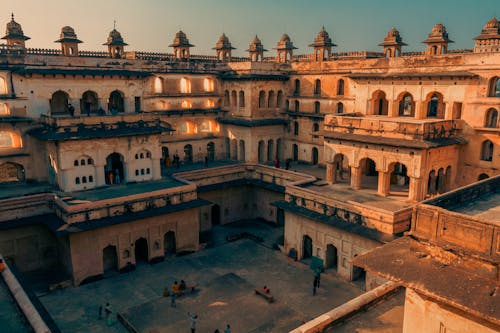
(36, 220, 374, 333)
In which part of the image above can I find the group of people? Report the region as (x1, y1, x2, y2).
(188, 313, 231, 333)
(67, 104, 106, 117)
(98, 302, 114, 326)
(107, 169, 121, 184)
(274, 158, 292, 170)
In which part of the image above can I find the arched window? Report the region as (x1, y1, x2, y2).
(314, 101, 320, 113)
(50, 90, 69, 115)
(276, 90, 283, 107)
(224, 90, 230, 106)
(294, 79, 300, 96)
(200, 119, 219, 133)
(337, 79, 345, 95)
(82, 176, 87, 183)
(337, 102, 343, 114)
(88, 158, 93, 165)
(75, 177, 80, 184)
(295, 100, 300, 112)
(89, 175, 94, 182)
(485, 108, 498, 128)
(80, 159, 86, 166)
(481, 140, 494, 161)
(488, 77, 500, 97)
(313, 123, 319, 132)
(427, 94, 439, 117)
(178, 121, 197, 134)
(153, 77, 163, 94)
(399, 93, 414, 117)
(239, 91, 245, 107)
(81, 91, 98, 115)
(0, 77, 7, 94)
(259, 91, 266, 108)
(294, 121, 299, 135)
(74, 160, 78, 166)
(108, 90, 125, 113)
(231, 90, 237, 107)
(0, 103, 9, 115)
(0, 131, 22, 148)
(268, 91, 275, 108)
(314, 79, 321, 95)
(206, 99, 215, 108)
(181, 100, 192, 109)
(180, 77, 191, 93)
(203, 78, 214, 92)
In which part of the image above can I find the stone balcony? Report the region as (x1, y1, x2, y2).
(323, 113, 462, 143)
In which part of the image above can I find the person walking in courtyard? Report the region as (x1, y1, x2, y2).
(170, 290, 176, 307)
(313, 276, 319, 296)
(224, 324, 231, 333)
(104, 302, 113, 326)
(188, 312, 198, 333)
(314, 268, 321, 288)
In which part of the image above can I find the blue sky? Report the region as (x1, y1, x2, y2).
(2, 0, 498, 56)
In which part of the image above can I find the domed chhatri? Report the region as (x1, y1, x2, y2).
(213, 33, 236, 61)
(309, 27, 336, 62)
(55, 26, 83, 56)
(246, 35, 267, 62)
(378, 27, 407, 58)
(422, 23, 453, 55)
(169, 30, 194, 59)
(1, 13, 30, 48)
(103, 24, 128, 59)
(474, 17, 500, 53)
(274, 33, 297, 63)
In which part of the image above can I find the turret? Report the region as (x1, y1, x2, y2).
(474, 17, 500, 53)
(422, 23, 453, 55)
(169, 31, 194, 59)
(246, 35, 267, 62)
(309, 27, 336, 62)
(103, 26, 127, 58)
(1, 14, 30, 48)
(274, 34, 297, 63)
(55, 26, 82, 56)
(213, 33, 235, 61)
(379, 27, 407, 57)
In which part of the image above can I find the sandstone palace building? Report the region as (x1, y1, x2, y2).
(0, 14, 499, 332)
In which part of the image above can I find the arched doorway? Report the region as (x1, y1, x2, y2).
(102, 245, 118, 273)
(389, 162, 409, 197)
(258, 140, 265, 163)
(292, 144, 298, 162)
(0, 162, 25, 183)
(302, 235, 313, 259)
(478, 173, 489, 181)
(161, 147, 170, 176)
(134, 238, 149, 263)
(163, 231, 176, 255)
(372, 91, 388, 115)
(267, 139, 274, 162)
(325, 244, 338, 271)
(312, 147, 319, 165)
(333, 154, 350, 183)
(360, 158, 378, 190)
(183, 144, 193, 164)
(50, 91, 69, 115)
(105, 153, 125, 184)
(207, 142, 215, 161)
(231, 139, 237, 160)
(428, 170, 437, 195)
(81, 91, 98, 115)
(225, 138, 230, 159)
(276, 139, 283, 160)
(238, 140, 245, 162)
(211, 204, 220, 225)
(108, 90, 125, 113)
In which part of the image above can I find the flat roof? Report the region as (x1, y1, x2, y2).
(352, 236, 500, 327)
(447, 192, 500, 223)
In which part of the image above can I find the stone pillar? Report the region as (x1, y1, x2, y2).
(95, 164, 106, 186)
(350, 166, 362, 190)
(388, 101, 398, 117)
(414, 101, 425, 119)
(409, 177, 423, 202)
(326, 163, 335, 183)
(152, 158, 161, 180)
(444, 102, 453, 120)
(377, 170, 390, 197)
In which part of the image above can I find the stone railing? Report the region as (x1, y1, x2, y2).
(26, 48, 62, 56)
(174, 163, 315, 190)
(0, 193, 54, 222)
(0, 44, 25, 56)
(284, 181, 412, 235)
(52, 182, 197, 224)
(39, 112, 164, 130)
(324, 114, 461, 141)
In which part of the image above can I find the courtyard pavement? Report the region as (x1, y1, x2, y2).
(38, 220, 364, 333)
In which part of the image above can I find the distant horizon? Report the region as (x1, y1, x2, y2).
(2, 0, 499, 56)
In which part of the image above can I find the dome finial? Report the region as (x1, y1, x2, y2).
(11, 13, 14, 21)
(113, 20, 116, 30)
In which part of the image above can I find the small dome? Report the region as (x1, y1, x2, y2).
(387, 27, 400, 38)
(251, 35, 262, 45)
(275, 33, 297, 51)
(280, 34, 291, 42)
(103, 28, 127, 46)
(61, 26, 75, 34)
(246, 35, 267, 52)
(55, 25, 82, 43)
(485, 17, 499, 29)
(214, 33, 235, 50)
(169, 30, 194, 48)
(379, 27, 407, 47)
(309, 26, 336, 48)
(2, 13, 30, 42)
(423, 23, 453, 44)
